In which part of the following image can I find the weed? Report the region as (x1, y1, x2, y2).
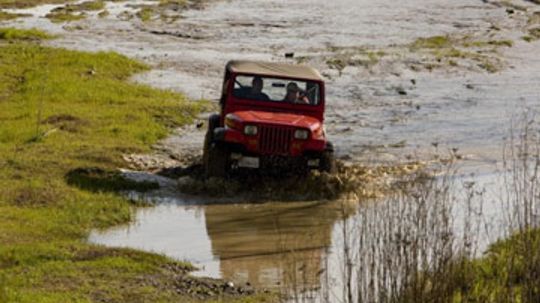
(44, 1, 104, 23)
(411, 35, 451, 49)
(0, 10, 30, 21)
(45, 10, 85, 23)
(529, 27, 540, 40)
(0, 0, 65, 9)
(0, 27, 53, 41)
(137, 7, 155, 22)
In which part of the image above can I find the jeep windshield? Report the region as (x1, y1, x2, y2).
(233, 75, 321, 106)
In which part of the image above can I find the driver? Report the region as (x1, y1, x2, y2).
(284, 82, 309, 104)
(247, 77, 270, 101)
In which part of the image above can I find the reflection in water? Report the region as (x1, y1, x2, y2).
(205, 200, 356, 290)
(89, 197, 357, 291)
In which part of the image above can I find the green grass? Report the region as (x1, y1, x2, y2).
(0, 27, 53, 40)
(136, 7, 154, 22)
(0, 0, 70, 9)
(463, 39, 514, 48)
(0, 31, 274, 302)
(411, 35, 452, 49)
(449, 229, 540, 302)
(0, 10, 30, 21)
(45, 10, 86, 23)
(392, 228, 540, 302)
(409, 34, 506, 73)
(44, 1, 105, 23)
(77, 0, 105, 11)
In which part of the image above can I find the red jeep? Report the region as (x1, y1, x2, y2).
(203, 60, 335, 177)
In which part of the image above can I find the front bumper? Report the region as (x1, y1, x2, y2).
(229, 152, 322, 170)
(214, 127, 326, 157)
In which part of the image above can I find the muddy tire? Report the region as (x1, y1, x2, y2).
(202, 114, 220, 176)
(205, 143, 229, 178)
(320, 151, 336, 174)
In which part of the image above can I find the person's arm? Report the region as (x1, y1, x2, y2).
(296, 95, 310, 104)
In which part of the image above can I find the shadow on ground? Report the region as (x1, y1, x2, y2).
(66, 167, 159, 193)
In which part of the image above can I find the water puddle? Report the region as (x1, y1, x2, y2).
(88, 169, 505, 301)
(89, 194, 357, 290)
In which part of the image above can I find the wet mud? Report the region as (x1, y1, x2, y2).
(173, 161, 426, 201)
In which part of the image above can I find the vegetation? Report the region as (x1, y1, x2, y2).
(527, 28, 540, 41)
(0, 30, 272, 302)
(0, 0, 70, 9)
(324, 47, 386, 74)
(135, 0, 210, 22)
(136, 7, 154, 22)
(314, 116, 540, 303)
(0, 27, 53, 40)
(410, 35, 452, 49)
(44, 0, 105, 23)
(0, 10, 30, 21)
(455, 229, 540, 302)
(45, 9, 85, 23)
(408, 35, 508, 73)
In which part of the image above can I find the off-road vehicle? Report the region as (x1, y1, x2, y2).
(203, 60, 335, 177)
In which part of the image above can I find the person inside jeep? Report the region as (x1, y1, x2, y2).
(246, 77, 270, 101)
(284, 82, 310, 104)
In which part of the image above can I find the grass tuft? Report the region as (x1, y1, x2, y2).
(0, 10, 30, 21)
(136, 7, 155, 22)
(0, 27, 53, 41)
(411, 35, 451, 49)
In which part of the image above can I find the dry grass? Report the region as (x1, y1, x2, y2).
(285, 113, 540, 303)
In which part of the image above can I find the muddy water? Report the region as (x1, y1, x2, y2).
(4, 0, 540, 298)
(90, 191, 356, 290)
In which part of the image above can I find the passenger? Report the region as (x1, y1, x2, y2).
(247, 77, 270, 101)
(284, 82, 310, 104)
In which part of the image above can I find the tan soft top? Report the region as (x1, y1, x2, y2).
(227, 60, 324, 81)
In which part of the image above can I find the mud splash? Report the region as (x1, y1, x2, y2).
(173, 161, 426, 201)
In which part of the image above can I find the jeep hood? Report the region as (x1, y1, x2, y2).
(233, 110, 321, 130)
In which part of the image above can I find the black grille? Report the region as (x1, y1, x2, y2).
(259, 126, 294, 155)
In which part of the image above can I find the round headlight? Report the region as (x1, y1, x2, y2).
(244, 125, 258, 136)
(225, 113, 240, 129)
(294, 129, 309, 140)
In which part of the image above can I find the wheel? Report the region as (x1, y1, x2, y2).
(202, 114, 220, 176)
(205, 143, 229, 178)
(203, 115, 229, 178)
(320, 150, 336, 174)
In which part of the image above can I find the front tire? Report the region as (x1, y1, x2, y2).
(320, 151, 336, 174)
(202, 114, 228, 178)
(205, 143, 229, 178)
